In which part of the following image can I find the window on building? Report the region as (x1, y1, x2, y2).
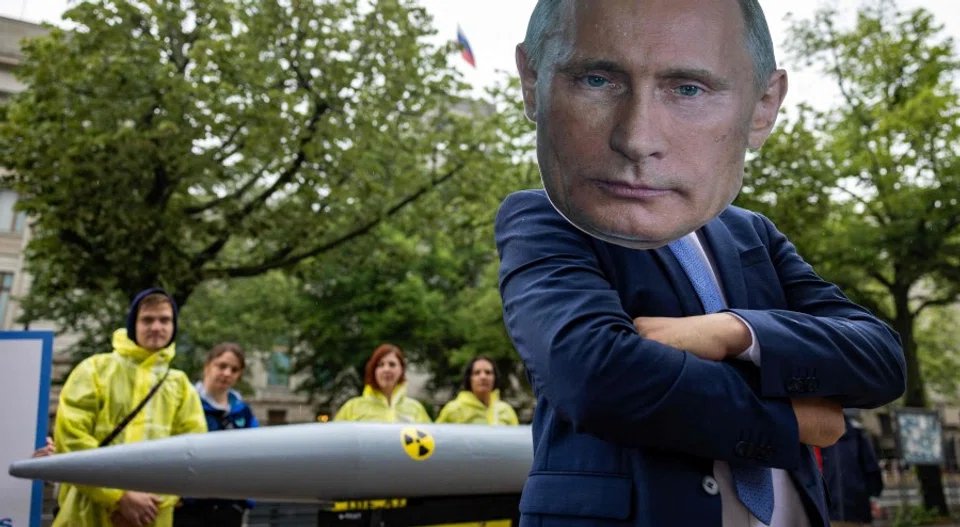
(0, 272, 13, 326)
(267, 350, 291, 387)
(0, 190, 26, 234)
(267, 409, 287, 426)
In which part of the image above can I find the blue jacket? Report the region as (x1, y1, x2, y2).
(822, 416, 884, 523)
(495, 190, 905, 526)
(182, 383, 260, 509)
(196, 383, 259, 433)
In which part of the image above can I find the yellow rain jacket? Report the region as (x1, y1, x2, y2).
(435, 389, 519, 425)
(53, 328, 207, 527)
(334, 383, 432, 423)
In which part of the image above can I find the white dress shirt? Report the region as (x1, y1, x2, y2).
(683, 232, 811, 527)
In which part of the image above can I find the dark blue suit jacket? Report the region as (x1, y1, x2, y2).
(495, 189, 905, 526)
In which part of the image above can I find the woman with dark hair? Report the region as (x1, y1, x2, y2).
(174, 343, 258, 527)
(334, 344, 431, 423)
(436, 356, 519, 425)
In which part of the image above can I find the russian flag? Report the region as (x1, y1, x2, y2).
(457, 25, 476, 68)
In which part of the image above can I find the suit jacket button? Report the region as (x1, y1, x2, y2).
(806, 377, 820, 391)
(702, 476, 719, 496)
(786, 378, 801, 392)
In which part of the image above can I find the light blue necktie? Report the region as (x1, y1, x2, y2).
(668, 235, 775, 525)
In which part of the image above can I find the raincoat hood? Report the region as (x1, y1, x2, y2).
(435, 389, 519, 426)
(455, 388, 502, 410)
(334, 382, 432, 424)
(112, 328, 176, 365)
(362, 382, 411, 406)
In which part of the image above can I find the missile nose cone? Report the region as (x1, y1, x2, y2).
(9, 457, 40, 478)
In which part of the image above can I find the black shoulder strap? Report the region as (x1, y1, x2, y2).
(99, 366, 171, 447)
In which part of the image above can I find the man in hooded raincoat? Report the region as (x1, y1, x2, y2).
(53, 288, 207, 527)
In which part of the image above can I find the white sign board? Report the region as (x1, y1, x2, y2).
(895, 408, 944, 466)
(0, 332, 53, 527)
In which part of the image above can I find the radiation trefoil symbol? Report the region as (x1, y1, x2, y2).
(400, 427, 435, 461)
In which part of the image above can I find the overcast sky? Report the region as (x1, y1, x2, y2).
(2, 0, 960, 111)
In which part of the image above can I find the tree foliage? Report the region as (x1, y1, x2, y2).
(737, 0, 960, 513)
(915, 305, 960, 402)
(171, 147, 540, 415)
(0, 0, 526, 360)
(290, 223, 526, 414)
(173, 270, 311, 393)
(285, 126, 539, 413)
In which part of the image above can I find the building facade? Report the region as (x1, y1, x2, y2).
(0, 17, 48, 334)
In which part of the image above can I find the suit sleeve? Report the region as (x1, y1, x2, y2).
(496, 191, 801, 469)
(727, 214, 906, 408)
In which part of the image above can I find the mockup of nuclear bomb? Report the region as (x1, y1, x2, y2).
(8, 422, 534, 502)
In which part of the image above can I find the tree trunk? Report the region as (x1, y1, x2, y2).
(893, 289, 949, 516)
(917, 465, 948, 516)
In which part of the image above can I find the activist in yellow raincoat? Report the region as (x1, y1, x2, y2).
(53, 289, 206, 527)
(334, 344, 432, 423)
(334, 383, 432, 423)
(435, 389, 519, 425)
(435, 356, 519, 425)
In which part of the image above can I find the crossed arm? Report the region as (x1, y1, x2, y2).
(634, 312, 847, 449)
(495, 191, 906, 470)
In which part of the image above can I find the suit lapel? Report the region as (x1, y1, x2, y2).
(700, 216, 749, 309)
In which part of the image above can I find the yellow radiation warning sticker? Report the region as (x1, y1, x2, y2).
(400, 426, 435, 461)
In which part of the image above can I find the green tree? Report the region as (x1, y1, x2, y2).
(915, 305, 960, 402)
(738, 0, 960, 513)
(173, 270, 311, 393)
(0, 0, 523, 360)
(291, 153, 540, 414)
